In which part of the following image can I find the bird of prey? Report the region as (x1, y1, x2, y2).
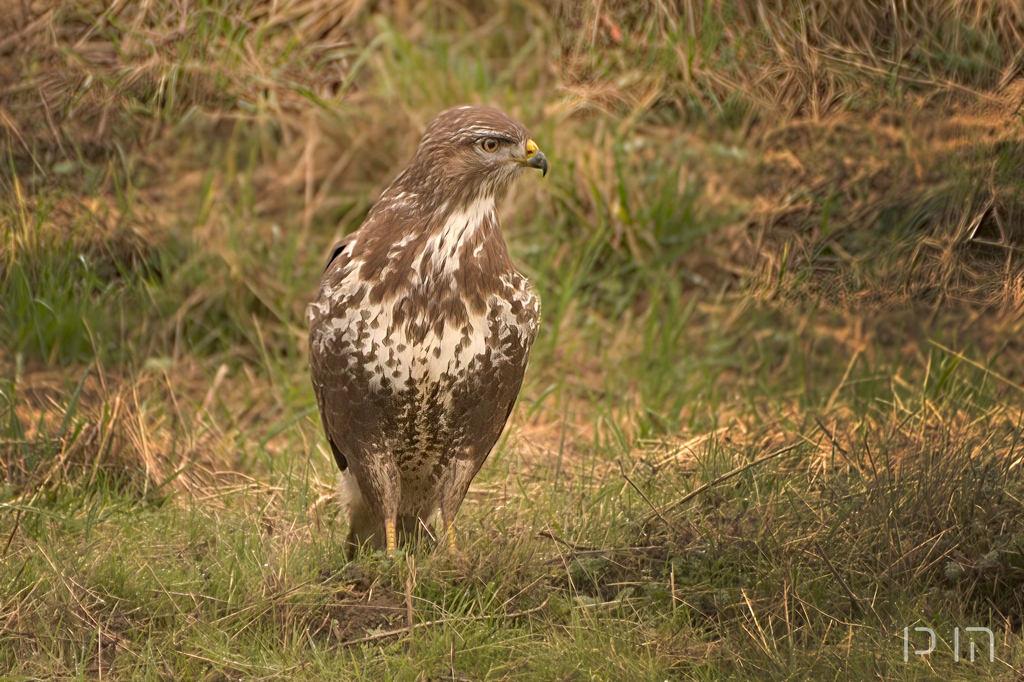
(308, 106, 547, 556)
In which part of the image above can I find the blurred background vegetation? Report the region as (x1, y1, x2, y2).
(2, 0, 1024, 679)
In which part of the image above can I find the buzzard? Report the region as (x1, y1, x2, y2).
(309, 106, 547, 556)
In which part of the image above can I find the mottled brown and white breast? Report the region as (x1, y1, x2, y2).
(308, 195, 539, 517)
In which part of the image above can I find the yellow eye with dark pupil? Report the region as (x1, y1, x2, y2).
(481, 138, 499, 152)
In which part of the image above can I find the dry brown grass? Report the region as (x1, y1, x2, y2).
(4, 0, 1023, 498)
(4, 2, 1024, 678)
(4, 0, 1022, 320)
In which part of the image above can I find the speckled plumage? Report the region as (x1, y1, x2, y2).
(308, 106, 546, 555)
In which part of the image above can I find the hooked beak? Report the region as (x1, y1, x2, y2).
(521, 139, 548, 177)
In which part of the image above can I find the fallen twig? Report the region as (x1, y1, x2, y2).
(619, 459, 685, 536)
(537, 530, 659, 564)
(651, 443, 802, 521)
(811, 540, 861, 617)
(342, 597, 551, 647)
(536, 530, 598, 552)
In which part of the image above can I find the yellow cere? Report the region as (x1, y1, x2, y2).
(525, 139, 539, 158)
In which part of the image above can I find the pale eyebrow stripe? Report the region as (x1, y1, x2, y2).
(460, 129, 518, 144)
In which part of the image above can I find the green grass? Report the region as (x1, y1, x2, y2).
(3, 0, 1024, 679)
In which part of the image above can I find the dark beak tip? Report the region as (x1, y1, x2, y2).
(529, 151, 549, 177)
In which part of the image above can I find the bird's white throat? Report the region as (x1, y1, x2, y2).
(425, 195, 496, 276)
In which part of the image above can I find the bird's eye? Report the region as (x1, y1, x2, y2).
(481, 138, 500, 153)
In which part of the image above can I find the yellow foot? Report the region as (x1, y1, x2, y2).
(446, 525, 457, 553)
(385, 520, 397, 556)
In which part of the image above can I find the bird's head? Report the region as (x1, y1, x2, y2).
(396, 105, 548, 206)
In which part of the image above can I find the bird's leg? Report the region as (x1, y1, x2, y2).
(352, 455, 401, 556)
(437, 455, 478, 554)
(380, 476, 399, 556)
(440, 509, 457, 553)
(385, 519, 397, 555)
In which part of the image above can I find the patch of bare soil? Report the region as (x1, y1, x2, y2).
(306, 583, 406, 645)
